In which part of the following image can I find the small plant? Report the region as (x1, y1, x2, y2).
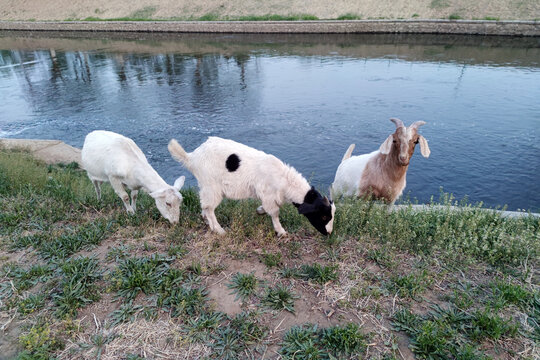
(186, 261, 202, 275)
(229, 311, 267, 346)
(280, 323, 368, 359)
(211, 327, 244, 359)
(491, 279, 532, 309)
(53, 257, 102, 318)
(280, 325, 322, 359)
(262, 284, 298, 313)
(105, 244, 132, 262)
(18, 293, 47, 315)
(388, 270, 432, 299)
(89, 331, 117, 359)
(110, 302, 142, 326)
(367, 248, 395, 268)
(320, 323, 368, 356)
(167, 244, 186, 257)
(111, 255, 171, 301)
(261, 251, 282, 268)
(337, 13, 362, 20)
(297, 263, 339, 284)
(278, 267, 299, 278)
(198, 13, 220, 21)
(392, 308, 422, 334)
(449, 13, 462, 20)
(185, 311, 225, 341)
(18, 321, 63, 358)
(470, 309, 518, 341)
(159, 285, 208, 316)
(227, 272, 258, 301)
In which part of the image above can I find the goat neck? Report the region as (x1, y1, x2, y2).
(133, 163, 169, 193)
(282, 165, 312, 204)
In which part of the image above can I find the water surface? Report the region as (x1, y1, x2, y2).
(1, 32, 539, 211)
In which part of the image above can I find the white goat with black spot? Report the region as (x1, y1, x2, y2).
(168, 136, 335, 236)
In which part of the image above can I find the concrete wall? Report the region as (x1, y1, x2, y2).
(1, 20, 539, 36)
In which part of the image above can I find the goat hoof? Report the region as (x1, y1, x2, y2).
(256, 206, 266, 215)
(214, 228, 226, 235)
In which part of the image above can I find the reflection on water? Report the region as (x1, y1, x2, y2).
(0, 32, 539, 211)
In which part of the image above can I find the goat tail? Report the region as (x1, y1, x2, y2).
(168, 139, 190, 166)
(341, 144, 355, 163)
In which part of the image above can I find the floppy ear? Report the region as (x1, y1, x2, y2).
(379, 135, 393, 155)
(418, 135, 430, 158)
(173, 176, 185, 191)
(297, 202, 315, 215)
(304, 187, 318, 204)
(149, 188, 167, 199)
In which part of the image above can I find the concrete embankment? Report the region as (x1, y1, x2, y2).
(0, 138, 81, 165)
(1, 20, 539, 36)
(1, 138, 538, 218)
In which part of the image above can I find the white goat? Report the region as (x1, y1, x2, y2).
(81, 130, 185, 224)
(331, 118, 430, 204)
(168, 137, 335, 236)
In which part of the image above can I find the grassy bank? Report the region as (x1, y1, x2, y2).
(0, 149, 538, 359)
(1, 0, 538, 22)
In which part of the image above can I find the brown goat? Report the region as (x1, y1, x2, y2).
(331, 118, 430, 204)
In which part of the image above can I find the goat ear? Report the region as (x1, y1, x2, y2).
(297, 202, 315, 215)
(173, 176, 185, 191)
(304, 187, 319, 204)
(379, 135, 393, 155)
(418, 135, 430, 158)
(149, 189, 167, 199)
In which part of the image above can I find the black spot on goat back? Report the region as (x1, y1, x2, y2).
(225, 154, 241, 172)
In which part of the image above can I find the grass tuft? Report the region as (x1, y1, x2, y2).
(227, 272, 258, 301)
(280, 323, 368, 359)
(262, 284, 298, 313)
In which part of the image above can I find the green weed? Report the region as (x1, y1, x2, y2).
(296, 263, 339, 284)
(110, 302, 142, 326)
(491, 279, 533, 309)
(159, 285, 208, 316)
(261, 251, 282, 268)
(185, 311, 225, 341)
(111, 255, 171, 301)
(105, 244, 132, 262)
(280, 323, 368, 359)
(18, 293, 47, 315)
(262, 284, 298, 313)
(53, 257, 102, 318)
(337, 13, 362, 20)
(388, 270, 432, 299)
(227, 272, 258, 301)
(470, 309, 518, 341)
(18, 320, 63, 358)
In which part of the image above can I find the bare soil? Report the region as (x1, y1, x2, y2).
(0, 0, 538, 21)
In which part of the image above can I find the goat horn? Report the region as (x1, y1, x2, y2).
(409, 121, 427, 129)
(322, 196, 330, 206)
(390, 118, 405, 128)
